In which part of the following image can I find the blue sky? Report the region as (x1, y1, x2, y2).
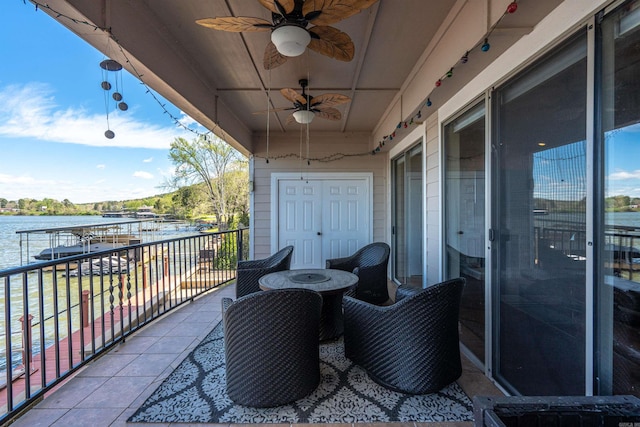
(0, 1, 200, 204)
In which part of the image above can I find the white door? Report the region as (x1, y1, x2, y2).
(275, 174, 372, 269)
(278, 180, 323, 268)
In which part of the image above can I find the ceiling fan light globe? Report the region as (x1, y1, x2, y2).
(293, 110, 315, 124)
(271, 25, 310, 57)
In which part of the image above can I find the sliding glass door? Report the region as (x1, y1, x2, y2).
(392, 144, 423, 287)
(492, 33, 588, 395)
(444, 102, 486, 363)
(598, 1, 640, 397)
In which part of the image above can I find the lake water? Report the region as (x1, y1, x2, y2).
(0, 215, 198, 270)
(0, 215, 201, 370)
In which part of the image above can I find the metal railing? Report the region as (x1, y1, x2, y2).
(0, 228, 249, 423)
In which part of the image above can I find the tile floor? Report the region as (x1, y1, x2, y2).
(8, 282, 503, 427)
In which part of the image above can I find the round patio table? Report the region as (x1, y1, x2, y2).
(259, 268, 358, 341)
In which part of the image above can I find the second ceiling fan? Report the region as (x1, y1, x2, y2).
(254, 79, 351, 124)
(196, 0, 378, 69)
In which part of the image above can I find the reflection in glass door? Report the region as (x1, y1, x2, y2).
(392, 145, 423, 287)
(444, 102, 486, 364)
(598, 1, 640, 397)
(493, 33, 587, 395)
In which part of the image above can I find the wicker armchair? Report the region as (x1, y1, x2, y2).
(235, 245, 293, 298)
(343, 277, 466, 394)
(326, 242, 390, 304)
(223, 288, 322, 407)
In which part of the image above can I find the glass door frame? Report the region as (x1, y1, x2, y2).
(391, 141, 424, 288)
(441, 95, 493, 373)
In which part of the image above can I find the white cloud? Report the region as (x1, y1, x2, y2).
(133, 171, 154, 179)
(96, 164, 106, 169)
(143, 157, 153, 163)
(178, 111, 201, 129)
(0, 83, 192, 150)
(608, 169, 640, 180)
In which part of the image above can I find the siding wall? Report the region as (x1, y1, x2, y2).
(250, 132, 387, 260)
(425, 112, 441, 285)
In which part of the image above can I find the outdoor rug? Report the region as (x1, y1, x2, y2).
(128, 321, 474, 423)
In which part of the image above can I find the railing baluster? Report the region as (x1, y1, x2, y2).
(4, 275, 14, 412)
(0, 228, 247, 423)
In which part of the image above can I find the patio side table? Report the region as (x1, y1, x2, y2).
(259, 268, 358, 340)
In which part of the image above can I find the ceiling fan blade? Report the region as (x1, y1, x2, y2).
(263, 42, 289, 69)
(196, 17, 272, 32)
(315, 107, 342, 121)
(259, 0, 295, 15)
(308, 26, 354, 62)
(311, 93, 351, 108)
(252, 107, 296, 115)
(281, 88, 307, 105)
(285, 114, 297, 125)
(303, 0, 378, 26)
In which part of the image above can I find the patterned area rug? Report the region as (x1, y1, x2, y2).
(129, 321, 474, 423)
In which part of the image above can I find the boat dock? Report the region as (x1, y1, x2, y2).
(15, 219, 189, 265)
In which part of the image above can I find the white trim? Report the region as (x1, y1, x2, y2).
(248, 156, 255, 260)
(270, 172, 374, 254)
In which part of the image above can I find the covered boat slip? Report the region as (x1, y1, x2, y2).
(15, 218, 189, 264)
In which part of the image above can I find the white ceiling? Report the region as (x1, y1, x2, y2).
(42, 0, 563, 155)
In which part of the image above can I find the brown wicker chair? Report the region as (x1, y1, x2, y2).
(235, 245, 293, 298)
(326, 242, 390, 304)
(223, 288, 322, 407)
(343, 277, 466, 394)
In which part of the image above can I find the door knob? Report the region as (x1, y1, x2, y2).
(317, 232, 322, 235)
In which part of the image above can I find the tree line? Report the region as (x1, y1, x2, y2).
(1, 135, 250, 228)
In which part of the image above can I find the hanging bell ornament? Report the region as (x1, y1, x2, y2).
(112, 92, 123, 101)
(101, 81, 112, 90)
(105, 130, 115, 139)
(118, 102, 129, 111)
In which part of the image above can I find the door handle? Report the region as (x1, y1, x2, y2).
(317, 232, 322, 236)
(457, 231, 464, 235)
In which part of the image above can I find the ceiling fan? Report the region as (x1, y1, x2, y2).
(254, 79, 351, 124)
(196, 0, 378, 69)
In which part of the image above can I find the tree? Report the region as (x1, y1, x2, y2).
(0, 198, 7, 208)
(168, 135, 247, 227)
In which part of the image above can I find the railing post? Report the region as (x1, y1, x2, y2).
(142, 263, 148, 288)
(81, 290, 90, 328)
(19, 314, 34, 374)
(237, 229, 244, 262)
(164, 256, 169, 277)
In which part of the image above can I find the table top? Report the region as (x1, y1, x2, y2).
(259, 268, 358, 294)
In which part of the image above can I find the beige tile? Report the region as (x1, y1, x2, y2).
(77, 352, 138, 377)
(50, 407, 126, 427)
(75, 375, 155, 409)
(116, 352, 180, 377)
(8, 408, 68, 427)
(38, 376, 107, 409)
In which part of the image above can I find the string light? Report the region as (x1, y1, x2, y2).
(371, 0, 519, 151)
(27, 0, 220, 143)
(28, 0, 520, 159)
